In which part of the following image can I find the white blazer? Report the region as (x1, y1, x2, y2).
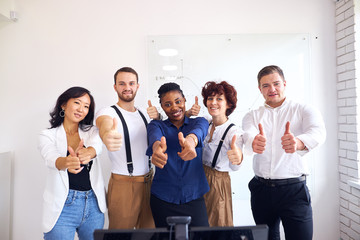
(38, 124, 106, 233)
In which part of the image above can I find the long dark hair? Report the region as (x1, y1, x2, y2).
(49, 86, 95, 131)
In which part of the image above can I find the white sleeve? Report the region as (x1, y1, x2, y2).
(296, 105, 326, 151)
(38, 129, 61, 170)
(227, 126, 244, 171)
(95, 106, 117, 121)
(242, 111, 258, 156)
(84, 127, 103, 157)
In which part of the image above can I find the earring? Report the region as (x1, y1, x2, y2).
(59, 109, 65, 117)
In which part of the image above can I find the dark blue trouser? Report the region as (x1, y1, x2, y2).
(248, 177, 313, 240)
(150, 194, 209, 228)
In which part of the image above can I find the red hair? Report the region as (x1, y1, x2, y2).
(201, 81, 237, 116)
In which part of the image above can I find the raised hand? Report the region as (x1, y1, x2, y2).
(66, 145, 83, 174)
(177, 132, 197, 161)
(281, 121, 297, 153)
(185, 96, 201, 117)
(147, 100, 160, 120)
(227, 135, 243, 165)
(103, 118, 122, 151)
(252, 123, 266, 154)
(76, 139, 92, 165)
(152, 136, 168, 168)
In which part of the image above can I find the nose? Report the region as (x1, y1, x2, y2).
(77, 105, 84, 112)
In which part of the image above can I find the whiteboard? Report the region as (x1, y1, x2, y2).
(147, 34, 310, 225)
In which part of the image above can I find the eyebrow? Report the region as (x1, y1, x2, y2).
(163, 97, 182, 104)
(75, 98, 90, 105)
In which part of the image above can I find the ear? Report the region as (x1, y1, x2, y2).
(283, 80, 287, 87)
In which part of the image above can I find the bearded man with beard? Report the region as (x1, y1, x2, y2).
(96, 67, 156, 229)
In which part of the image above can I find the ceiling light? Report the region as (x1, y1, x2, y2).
(159, 48, 178, 57)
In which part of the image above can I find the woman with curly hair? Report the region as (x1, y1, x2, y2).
(201, 81, 244, 227)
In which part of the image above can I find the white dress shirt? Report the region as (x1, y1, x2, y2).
(202, 120, 244, 172)
(242, 98, 326, 179)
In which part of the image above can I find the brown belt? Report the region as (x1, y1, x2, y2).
(111, 168, 153, 183)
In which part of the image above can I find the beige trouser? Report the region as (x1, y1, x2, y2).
(107, 169, 155, 229)
(203, 164, 233, 227)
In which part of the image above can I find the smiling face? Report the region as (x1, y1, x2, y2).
(206, 93, 228, 118)
(259, 72, 286, 108)
(160, 90, 186, 128)
(114, 71, 139, 103)
(62, 93, 91, 124)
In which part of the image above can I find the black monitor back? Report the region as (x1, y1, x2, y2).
(94, 225, 268, 240)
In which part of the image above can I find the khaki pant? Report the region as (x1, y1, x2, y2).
(203, 165, 233, 227)
(107, 169, 155, 229)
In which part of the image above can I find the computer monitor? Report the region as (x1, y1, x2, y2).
(94, 224, 268, 240)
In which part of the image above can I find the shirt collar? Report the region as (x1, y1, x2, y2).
(264, 97, 288, 110)
(164, 116, 189, 127)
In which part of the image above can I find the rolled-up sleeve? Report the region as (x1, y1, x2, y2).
(146, 120, 163, 156)
(296, 105, 326, 151)
(242, 111, 258, 156)
(188, 117, 208, 147)
(85, 127, 103, 157)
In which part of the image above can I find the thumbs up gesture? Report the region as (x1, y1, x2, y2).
(252, 123, 266, 154)
(147, 100, 160, 120)
(185, 96, 201, 117)
(227, 135, 243, 165)
(103, 118, 122, 151)
(76, 139, 95, 165)
(281, 121, 298, 153)
(66, 145, 83, 174)
(152, 136, 168, 168)
(177, 132, 197, 161)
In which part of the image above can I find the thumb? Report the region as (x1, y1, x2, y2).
(68, 146, 76, 157)
(195, 96, 198, 105)
(148, 100, 152, 107)
(178, 132, 185, 146)
(111, 117, 118, 131)
(285, 121, 290, 134)
(75, 139, 84, 154)
(160, 136, 167, 151)
(231, 135, 237, 149)
(258, 123, 264, 136)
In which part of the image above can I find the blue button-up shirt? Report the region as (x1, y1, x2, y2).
(146, 116, 210, 204)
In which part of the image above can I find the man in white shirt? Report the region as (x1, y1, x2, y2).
(242, 65, 326, 240)
(96, 67, 155, 229)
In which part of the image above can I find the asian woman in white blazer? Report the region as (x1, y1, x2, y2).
(38, 87, 106, 240)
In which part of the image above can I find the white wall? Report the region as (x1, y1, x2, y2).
(0, 0, 339, 239)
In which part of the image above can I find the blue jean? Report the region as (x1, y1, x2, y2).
(44, 189, 104, 240)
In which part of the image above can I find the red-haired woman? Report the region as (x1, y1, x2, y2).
(201, 81, 244, 227)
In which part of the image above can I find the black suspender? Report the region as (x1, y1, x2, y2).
(211, 123, 235, 168)
(111, 105, 151, 175)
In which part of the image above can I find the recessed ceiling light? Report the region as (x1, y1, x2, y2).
(159, 48, 178, 57)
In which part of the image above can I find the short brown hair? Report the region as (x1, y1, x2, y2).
(257, 65, 285, 86)
(114, 67, 139, 84)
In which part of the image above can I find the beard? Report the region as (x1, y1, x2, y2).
(117, 91, 137, 102)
